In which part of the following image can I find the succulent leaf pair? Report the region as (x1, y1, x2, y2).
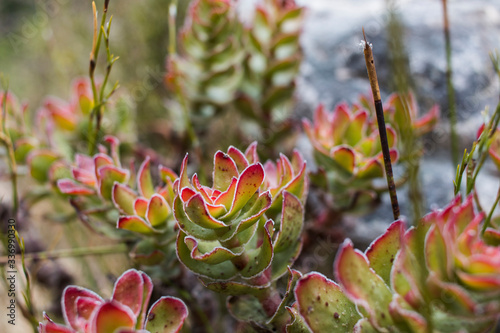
(38, 269, 187, 333)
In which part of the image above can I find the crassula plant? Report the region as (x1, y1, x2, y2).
(38, 269, 188, 333)
(293, 195, 500, 332)
(57, 136, 179, 268)
(174, 142, 307, 329)
(303, 102, 399, 211)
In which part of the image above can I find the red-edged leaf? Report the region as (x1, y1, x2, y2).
(185, 194, 227, 229)
(177, 154, 191, 191)
(138, 271, 154, 328)
(456, 271, 500, 290)
(118, 216, 158, 235)
(273, 192, 303, 252)
(330, 146, 355, 174)
(222, 163, 265, 219)
(98, 166, 130, 200)
(93, 153, 114, 181)
(335, 239, 394, 329)
(92, 301, 136, 333)
(72, 167, 95, 186)
(365, 220, 404, 285)
(159, 165, 178, 183)
(39, 322, 75, 333)
(345, 110, 368, 146)
(184, 236, 239, 264)
(62, 286, 103, 331)
(138, 157, 155, 199)
(145, 296, 188, 333)
(104, 136, 121, 167)
(357, 159, 383, 179)
(75, 296, 101, 321)
(112, 183, 138, 215)
(213, 151, 239, 192)
(134, 198, 149, 217)
(244, 141, 259, 164)
(57, 179, 95, 196)
(214, 177, 237, 210)
(75, 154, 94, 173)
(146, 194, 171, 227)
(112, 269, 144, 317)
(331, 103, 351, 145)
(295, 272, 360, 332)
(227, 146, 249, 172)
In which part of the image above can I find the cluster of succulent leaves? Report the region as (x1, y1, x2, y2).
(303, 93, 439, 212)
(39, 269, 188, 333)
(292, 195, 500, 332)
(4, 78, 134, 189)
(166, 0, 304, 145)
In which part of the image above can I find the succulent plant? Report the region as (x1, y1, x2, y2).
(38, 269, 188, 333)
(166, 0, 244, 120)
(293, 195, 500, 332)
(303, 102, 398, 211)
(236, 0, 304, 132)
(57, 136, 130, 201)
(173, 143, 307, 326)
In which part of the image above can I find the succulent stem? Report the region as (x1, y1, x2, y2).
(362, 29, 400, 220)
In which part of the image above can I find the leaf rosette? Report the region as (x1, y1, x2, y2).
(38, 269, 188, 333)
(174, 144, 306, 291)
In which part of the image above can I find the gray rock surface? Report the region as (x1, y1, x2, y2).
(291, 0, 500, 241)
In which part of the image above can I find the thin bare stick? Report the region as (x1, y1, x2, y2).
(362, 28, 400, 220)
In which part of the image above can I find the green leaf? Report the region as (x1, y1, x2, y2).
(273, 192, 303, 252)
(365, 220, 404, 286)
(98, 166, 130, 200)
(213, 150, 239, 191)
(334, 240, 394, 329)
(295, 272, 360, 332)
(176, 231, 238, 280)
(28, 150, 59, 182)
(137, 157, 155, 199)
(145, 296, 188, 333)
(112, 183, 137, 215)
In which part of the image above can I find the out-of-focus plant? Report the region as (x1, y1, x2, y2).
(303, 94, 439, 214)
(173, 143, 308, 330)
(38, 269, 188, 333)
(165, 0, 304, 156)
(56, 136, 180, 275)
(236, 0, 304, 145)
(303, 102, 399, 212)
(293, 195, 500, 332)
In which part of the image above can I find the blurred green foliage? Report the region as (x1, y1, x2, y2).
(0, 0, 190, 152)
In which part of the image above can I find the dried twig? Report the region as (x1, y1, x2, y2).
(362, 28, 400, 220)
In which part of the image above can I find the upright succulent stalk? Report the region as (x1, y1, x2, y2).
(237, 0, 304, 132)
(166, 0, 244, 119)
